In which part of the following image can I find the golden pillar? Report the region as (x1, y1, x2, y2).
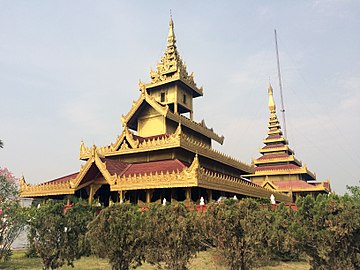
(88, 185, 94, 205)
(207, 189, 213, 202)
(118, 190, 124, 203)
(185, 188, 191, 201)
(174, 102, 178, 114)
(88, 184, 101, 205)
(145, 189, 153, 204)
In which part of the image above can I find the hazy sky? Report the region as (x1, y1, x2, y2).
(1, 1, 359, 194)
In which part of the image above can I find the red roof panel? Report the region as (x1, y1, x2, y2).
(265, 134, 282, 140)
(255, 164, 300, 172)
(101, 158, 129, 175)
(257, 153, 290, 160)
(273, 180, 319, 190)
(46, 172, 79, 184)
(122, 159, 187, 177)
(262, 144, 285, 149)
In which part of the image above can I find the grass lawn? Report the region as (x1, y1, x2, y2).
(0, 250, 309, 270)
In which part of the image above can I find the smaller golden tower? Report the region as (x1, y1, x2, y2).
(243, 84, 331, 200)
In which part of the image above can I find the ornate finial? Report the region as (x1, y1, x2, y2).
(268, 84, 276, 113)
(194, 152, 199, 163)
(139, 80, 146, 93)
(175, 122, 182, 137)
(20, 175, 26, 188)
(120, 115, 126, 126)
(167, 14, 176, 47)
(188, 152, 200, 173)
(91, 144, 96, 157)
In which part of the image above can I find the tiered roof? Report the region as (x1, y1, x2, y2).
(243, 85, 330, 195)
(247, 85, 315, 176)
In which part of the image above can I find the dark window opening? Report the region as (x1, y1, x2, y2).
(183, 94, 187, 104)
(160, 92, 165, 102)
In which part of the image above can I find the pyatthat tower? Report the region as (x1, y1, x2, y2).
(243, 85, 331, 201)
(20, 18, 292, 205)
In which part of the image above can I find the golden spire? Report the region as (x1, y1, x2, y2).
(265, 84, 284, 138)
(167, 15, 176, 47)
(268, 84, 276, 113)
(146, 16, 203, 97)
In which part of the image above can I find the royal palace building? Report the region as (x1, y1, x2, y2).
(20, 17, 330, 205)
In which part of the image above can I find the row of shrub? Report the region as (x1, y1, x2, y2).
(1, 169, 359, 270)
(19, 191, 359, 270)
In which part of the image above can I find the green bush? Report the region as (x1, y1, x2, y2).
(294, 194, 360, 270)
(203, 199, 272, 270)
(143, 203, 203, 270)
(27, 201, 95, 270)
(267, 203, 300, 261)
(87, 203, 145, 270)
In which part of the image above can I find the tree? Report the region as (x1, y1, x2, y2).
(87, 203, 145, 270)
(27, 201, 95, 270)
(203, 199, 271, 270)
(347, 182, 360, 202)
(294, 194, 360, 270)
(266, 203, 300, 261)
(144, 203, 203, 270)
(61, 203, 95, 265)
(28, 201, 67, 270)
(0, 167, 25, 262)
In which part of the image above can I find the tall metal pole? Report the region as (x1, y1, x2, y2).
(274, 29, 287, 139)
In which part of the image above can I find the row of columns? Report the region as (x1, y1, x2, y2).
(86, 184, 215, 205)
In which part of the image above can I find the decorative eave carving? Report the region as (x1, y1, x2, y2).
(166, 111, 224, 145)
(244, 165, 316, 179)
(263, 137, 287, 144)
(20, 176, 74, 197)
(253, 155, 302, 166)
(268, 129, 282, 135)
(303, 164, 316, 179)
(261, 179, 329, 193)
(96, 130, 251, 174)
(80, 141, 92, 159)
(179, 133, 252, 173)
(197, 169, 292, 203)
(259, 145, 294, 154)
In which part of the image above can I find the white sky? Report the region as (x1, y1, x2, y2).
(0, 1, 359, 194)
